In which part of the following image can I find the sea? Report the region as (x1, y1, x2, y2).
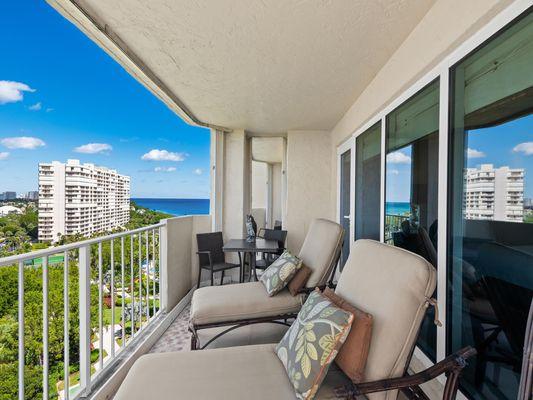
(132, 198, 210, 216)
(133, 198, 408, 218)
(385, 202, 410, 215)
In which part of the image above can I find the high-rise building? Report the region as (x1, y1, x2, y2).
(0, 191, 17, 201)
(464, 164, 524, 222)
(26, 191, 39, 201)
(38, 159, 130, 242)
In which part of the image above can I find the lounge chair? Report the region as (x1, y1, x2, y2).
(115, 240, 475, 400)
(189, 218, 345, 349)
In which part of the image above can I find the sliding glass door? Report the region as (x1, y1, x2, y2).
(339, 148, 352, 268)
(354, 122, 381, 241)
(385, 80, 440, 360)
(448, 11, 533, 400)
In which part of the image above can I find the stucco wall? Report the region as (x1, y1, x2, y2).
(285, 130, 334, 253)
(164, 215, 211, 310)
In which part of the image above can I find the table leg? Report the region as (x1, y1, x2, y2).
(238, 252, 244, 283)
(251, 253, 258, 281)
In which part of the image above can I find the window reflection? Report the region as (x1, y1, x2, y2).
(449, 10, 533, 400)
(385, 80, 439, 360)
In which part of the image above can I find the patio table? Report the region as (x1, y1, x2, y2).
(223, 238, 280, 282)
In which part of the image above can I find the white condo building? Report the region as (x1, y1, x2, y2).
(464, 164, 524, 222)
(38, 159, 130, 242)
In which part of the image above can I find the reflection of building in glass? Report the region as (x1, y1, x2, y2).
(38, 159, 130, 242)
(465, 164, 524, 222)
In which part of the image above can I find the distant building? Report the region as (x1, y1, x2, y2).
(26, 191, 39, 201)
(465, 164, 524, 222)
(0, 205, 22, 217)
(38, 159, 130, 242)
(0, 191, 17, 201)
(525, 197, 533, 209)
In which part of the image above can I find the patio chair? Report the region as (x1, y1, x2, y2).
(189, 218, 344, 349)
(255, 228, 287, 270)
(115, 240, 475, 400)
(196, 232, 241, 287)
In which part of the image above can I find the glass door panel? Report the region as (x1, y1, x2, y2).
(448, 10, 533, 400)
(355, 122, 381, 241)
(339, 149, 351, 268)
(385, 79, 440, 360)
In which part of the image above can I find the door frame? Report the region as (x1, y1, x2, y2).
(336, 137, 356, 253)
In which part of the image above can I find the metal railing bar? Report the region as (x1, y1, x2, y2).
(152, 229, 156, 316)
(145, 230, 149, 322)
(18, 260, 24, 400)
(63, 251, 70, 400)
(0, 222, 165, 267)
(98, 242, 103, 371)
(138, 234, 142, 329)
(43, 255, 49, 399)
(110, 239, 115, 359)
(121, 236, 125, 348)
(130, 234, 135, 338)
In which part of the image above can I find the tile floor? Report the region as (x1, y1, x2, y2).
(149, 305, 191, 353)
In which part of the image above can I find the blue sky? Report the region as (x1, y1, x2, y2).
(386, 114, 533, 202)
(0, 1, 210, 198)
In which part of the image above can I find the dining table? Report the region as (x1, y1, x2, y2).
(222, 238, 280, 282)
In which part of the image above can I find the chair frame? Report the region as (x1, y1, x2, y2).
(196, 232, 241, 287)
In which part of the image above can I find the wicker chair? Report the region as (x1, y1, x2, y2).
(196, 232, 241, 287)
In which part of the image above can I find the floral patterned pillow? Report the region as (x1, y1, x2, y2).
(275, 289, 354, 399)
(259, 250, 302, 296)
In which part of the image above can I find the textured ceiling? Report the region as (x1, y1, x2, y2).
(252, 137, 284, 163)
(52, 0, 435, 134)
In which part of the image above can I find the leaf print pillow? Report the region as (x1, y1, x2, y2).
(259, 250, 302, 296)
(275, 289, 354, 399)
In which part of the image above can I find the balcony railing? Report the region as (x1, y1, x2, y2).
(0, 222, 166, 400)
(384, 213, 410, 243)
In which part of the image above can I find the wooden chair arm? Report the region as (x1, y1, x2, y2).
(334, 347, 476, 400)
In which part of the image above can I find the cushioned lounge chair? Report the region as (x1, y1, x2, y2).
(189, 218, 345, 349)
(115, 240, 475, 400)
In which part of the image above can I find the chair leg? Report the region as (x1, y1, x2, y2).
(211, 269, 214, 286)
(220, 270, 225, 285)
(197, 266, 202, 289)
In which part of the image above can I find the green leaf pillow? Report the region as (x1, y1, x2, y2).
(275, 289, 354, 400)
(259, 250, 302, 296)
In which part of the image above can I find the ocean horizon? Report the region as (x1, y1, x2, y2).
(132, 198, 210, 216)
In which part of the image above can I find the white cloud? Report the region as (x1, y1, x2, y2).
(386, 151, 411, 164)
(154, 167, 176, 172)
(1, 136, 45, 149)
(0, 152, 9, 160)
(193, 168, 203, 175)
(74, 143, 112, 154)
(46, 108, 54, 113)
(29, 102, 42, 111)
(467, 148, 485, 158)
(0, 81, 35, 104)
(141, 149, 186, 162)
(387, 169, 399, 175)
(513, 142, 533, 156)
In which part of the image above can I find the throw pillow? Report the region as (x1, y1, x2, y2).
(260, 250, 302, 296)
(275, 289, 354, 399)
(322, 287, 373, 383)
(288, 264, 312, 296)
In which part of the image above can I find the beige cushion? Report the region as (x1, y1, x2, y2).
(336, 240, 437, 400)
(115, 344, 351, 400)
(299, 219, 344, 288)
(191, 281, 304, 325)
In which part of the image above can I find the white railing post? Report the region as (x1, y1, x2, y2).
(42, 256, 49, 399)
(18, 261, 24, 400)
(79, 245, 91, 395)
(63, 251, 70, 400)
(159, 223, 168, 312)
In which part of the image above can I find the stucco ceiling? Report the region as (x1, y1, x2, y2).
(49, 0, 435, 134)
(252, 137, 284, 163)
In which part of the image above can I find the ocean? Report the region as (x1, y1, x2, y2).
(132, 198, 210, 216)
(385, 202, 410, 215)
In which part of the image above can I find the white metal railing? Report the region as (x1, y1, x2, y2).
(0, 222, 166, 400)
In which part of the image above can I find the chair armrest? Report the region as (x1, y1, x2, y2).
(334, 347, 476, 400)
(297, 283, 336, 295)
(196, 250, 213, 265)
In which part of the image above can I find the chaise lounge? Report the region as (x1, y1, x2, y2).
(189, 218, 345, 349)
(115, 240, 475, 400)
